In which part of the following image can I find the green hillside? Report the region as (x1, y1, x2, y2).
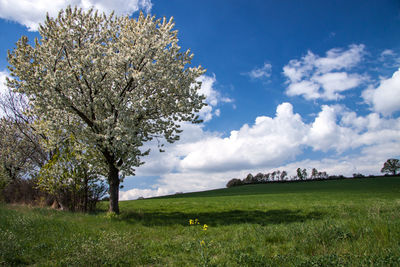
(1, 177, 400, 266)
(157, 176, 400, 198)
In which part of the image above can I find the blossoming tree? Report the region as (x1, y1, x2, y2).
(7, 7, 206, 213)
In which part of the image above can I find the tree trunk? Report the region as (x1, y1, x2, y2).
(108, 162, 120, 214)
(101, 148, 121, 214)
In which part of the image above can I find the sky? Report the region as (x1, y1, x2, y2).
(0, 0, 400, 200)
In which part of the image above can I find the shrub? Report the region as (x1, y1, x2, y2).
(1, 178, 51, 205)
(226, 178, 243, 188)
(254, 173, 264, 183)
(243, 173, 254, 184)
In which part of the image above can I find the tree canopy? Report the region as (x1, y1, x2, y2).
(7, 7, 206, 213)
(381, 158, 400, 176)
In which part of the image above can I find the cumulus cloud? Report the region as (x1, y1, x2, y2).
(180, 103, 307, 172)
(286, 80, 321, 100)
(313, 72, 364, 100)
(0, 0, 152, 31)
(245, 63, 272, 80)
(132, 123, 214, 177)
(120, 102, 400, 200)
(362, 68, 400, 116)
(196, 74, 234, 122)
(283, 44, 366, 100)
(307, 105, 362, 153)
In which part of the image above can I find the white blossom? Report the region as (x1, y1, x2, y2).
(7, 7, 206, 212)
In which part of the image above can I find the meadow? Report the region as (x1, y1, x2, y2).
(1, 176, 400, 266)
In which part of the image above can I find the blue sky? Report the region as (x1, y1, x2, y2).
(1, 0, 399, 199)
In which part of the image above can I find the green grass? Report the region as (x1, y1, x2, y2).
(1, 177, 400, 266)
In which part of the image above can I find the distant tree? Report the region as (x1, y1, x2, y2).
(280, 171, 288, 181)
(276, 170, 281, 180)
(271, 171, 277, 181)
(226, 178, 243, 188)
(302, 169, 308, 180)
(297, 168, 303, 180)
(353, 173, 365, 178)
(254, 173, 264, 183)
(243, 173, 254, 184)
(381, 158, 400, 176)
(263, 173, 270, 182)
(319, 171, 328, 179)
(311, 168, 318, 179)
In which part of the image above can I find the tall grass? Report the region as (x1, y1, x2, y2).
(1, 177, 400, 266)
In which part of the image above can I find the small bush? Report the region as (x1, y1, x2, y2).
(226, 178, 243, 188)
(1, 178, 51, 205)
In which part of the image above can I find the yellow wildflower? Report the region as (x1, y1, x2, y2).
(200, 240, 205, 246)
(203, 224, 208, 231)
(189, 219, 194, 225)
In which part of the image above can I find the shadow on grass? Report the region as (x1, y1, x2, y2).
(118, 209, 324, 226)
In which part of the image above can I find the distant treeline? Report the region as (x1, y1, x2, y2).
(226, 168, 393, 188)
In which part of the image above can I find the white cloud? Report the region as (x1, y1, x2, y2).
(377, 49, 400, 68)
(197, 75, 219, 106)
(380, 49, 396, 59)
(362, 68, 400, 116)
(340, 111, 381, 131)
(314, 44, 365, 73)
(120, 101, 400, 200)
(0, 71, 10, 117)
(119, 187, 169, 201)
(132, 123, 213, 177)
(196, 74, 234, 122)
(180, 103, 307, 172)
(283, 44, 366, 100)
(246, 63, 272, 79)
(306, 105, 358, 153)
(313, 72, 364, 100)
(286, 80, 320, 100)
(0, 71, 8, 95)
(0, 0, 152, 31)
(198, 105, 213, 122)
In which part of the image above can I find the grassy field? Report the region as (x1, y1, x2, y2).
(1, 177, 400, 266)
